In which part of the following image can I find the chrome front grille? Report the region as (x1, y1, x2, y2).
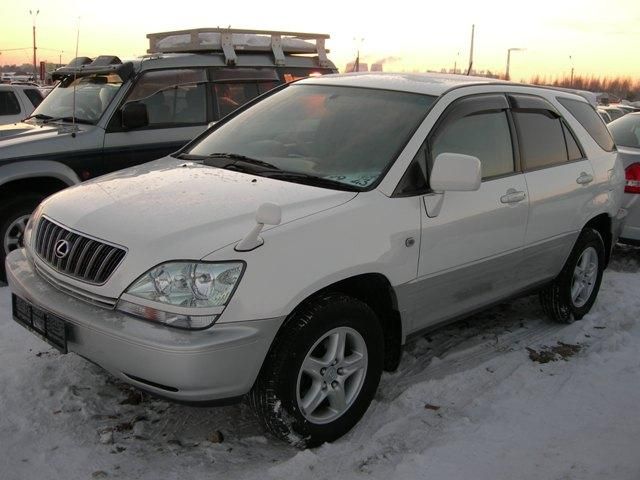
(34, 217, 126, 285)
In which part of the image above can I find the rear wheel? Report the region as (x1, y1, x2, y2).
(249, 293, 384, 448)
(540, 228, 605, 323)
(0, 195, 42, 282)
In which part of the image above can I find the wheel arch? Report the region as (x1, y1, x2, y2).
(265, 272, 403, 373)
(0, 160, 80, 199)
(583, 213, 612, 267)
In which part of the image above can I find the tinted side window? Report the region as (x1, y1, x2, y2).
(24, 88, 43, 108)
(608, 114, 640, 148)
(562, 122, 583, 161)
(557, 97, 615, 152)
(0, 91, 21, 115)
(431, 111, 514, 179)
(125, 69, 207, 126)
(213, 81, 278, 118)
(514, 111, 567, 170)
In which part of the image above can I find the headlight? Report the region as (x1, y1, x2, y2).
(25, 202, 45, 248)
(117, 261, 244, 330)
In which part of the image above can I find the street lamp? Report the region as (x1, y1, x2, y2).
(29, 9, 39, 82)
(505, 47, 525, 81)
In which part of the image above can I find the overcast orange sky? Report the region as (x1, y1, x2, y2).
(1, 0, 639, 81)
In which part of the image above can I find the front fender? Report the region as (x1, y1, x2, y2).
(206, 191, 422, 324)
(0, 160, 80, 187)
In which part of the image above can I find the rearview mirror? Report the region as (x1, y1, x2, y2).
(121, 102, 149, 130)
(430, 153, 481, 192)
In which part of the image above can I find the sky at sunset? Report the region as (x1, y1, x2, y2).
(0, 0, 638, 81)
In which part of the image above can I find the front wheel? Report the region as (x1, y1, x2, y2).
(249, 293, 384, 448)
(540, 228, 605, 323)
(0, 195, 42, 282)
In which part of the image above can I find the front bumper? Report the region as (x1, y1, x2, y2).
(6, 248, 282, 402)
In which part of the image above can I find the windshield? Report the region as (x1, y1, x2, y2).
(186, 84, 436, 189)
(28, 73, 123, 124)
(609, 114, 640, 148)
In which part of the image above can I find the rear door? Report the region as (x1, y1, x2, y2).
(406, 94, 530, 331)
(511, 94, 596, 282)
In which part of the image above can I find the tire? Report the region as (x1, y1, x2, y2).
(0, 194, 42, 282)
(249, 293, 384, 448)
(539, 228, 605, 324)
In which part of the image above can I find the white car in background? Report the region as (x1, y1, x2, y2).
(608, 112, 640, 244)
(0, 84, 44, 126)
(6, 73, 626, 447)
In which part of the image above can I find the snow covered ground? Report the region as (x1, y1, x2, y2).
(1, 245, 640, 480)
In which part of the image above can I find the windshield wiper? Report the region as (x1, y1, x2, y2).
(23, 113, 53, 121)
(179, 152, 360, 191)
(204, 153, 281, 171)
(260, 171, 361, 192)
(42, 116, 94, 125)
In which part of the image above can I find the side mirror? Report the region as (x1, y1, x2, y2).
(121, 102, 148, 130)
(235, 202, 282, 252)
(430, 153, 481, 192)
(255, 202, 282, 226)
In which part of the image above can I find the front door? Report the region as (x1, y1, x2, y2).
(103, 68, 210, 172)
(405, 94, 530, 332)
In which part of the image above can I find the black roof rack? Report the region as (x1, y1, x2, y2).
(52, 56, 134, 82)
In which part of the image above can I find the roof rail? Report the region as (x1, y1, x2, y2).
(146, 28, 330, 67)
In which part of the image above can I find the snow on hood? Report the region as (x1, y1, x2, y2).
(40, 156, 357, 293)
(0, 121, 90, 157)
(0, 121, 36, 138)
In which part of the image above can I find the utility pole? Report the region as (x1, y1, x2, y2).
(569, 55, 574, 87)
(29, 9, 39, 82)
(466, 24, 475, 76)
(505, 48, 525, 81)
(352, 37, 364, 73)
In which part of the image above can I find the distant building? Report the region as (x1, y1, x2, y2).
(370, 63, 383, 72)
(345, 61, 369, 73)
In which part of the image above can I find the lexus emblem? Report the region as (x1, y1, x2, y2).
(54, 239, 70, 259)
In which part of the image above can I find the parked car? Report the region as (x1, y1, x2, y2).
(608, 112, 640, 244)
(600, 105, 626, 122)
(0, 84, 44, 126)
(0, 28, 337, 280)
(598, 107, 612, 124)
(612, 104, 637, 114)
(6, 73, 626, 447)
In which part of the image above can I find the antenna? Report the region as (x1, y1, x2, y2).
(466, 24, 475, 76)
(71, 17, 80, 128)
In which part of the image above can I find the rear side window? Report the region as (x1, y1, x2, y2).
(0, 91, 21, 115)
(431, 111, 514, 179)
(562, 123, 583, 160)
(514, 111, 567, 170)
(608, 114, 640, 148)
(24, 88, 43, 108)
(557, 97, 615, 152)
(213, 81, 278, 119)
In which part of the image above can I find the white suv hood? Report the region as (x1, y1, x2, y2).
(39, 157, 357, 294)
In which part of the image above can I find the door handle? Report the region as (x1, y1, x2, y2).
(500, 189, 526, 204)
(576, 172, 594, 185)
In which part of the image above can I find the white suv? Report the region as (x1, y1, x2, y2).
(0, 28, 336, 281)
(0, 84, 44, 126)
(6, 73, 626, 447)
